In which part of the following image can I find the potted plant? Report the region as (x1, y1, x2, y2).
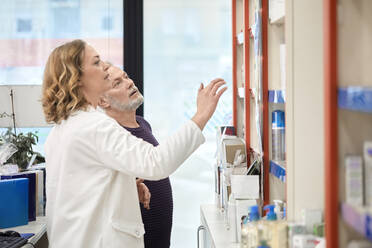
(0, 128, 45, 171)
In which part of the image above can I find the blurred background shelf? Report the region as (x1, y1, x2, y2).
(269, 160, 286, 182)
(341, 203, 372, 243)
(338, 87, 372, 113)
(268, 90, 285, 103)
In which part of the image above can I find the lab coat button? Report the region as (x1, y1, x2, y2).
(135, 230, 140, 236)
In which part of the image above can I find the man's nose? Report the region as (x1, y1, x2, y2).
(127, 79, 135, 88)
(103, 62, 110, 71)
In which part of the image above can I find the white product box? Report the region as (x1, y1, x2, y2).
(288, 223, 307, 248)
(293, 234, 321, 248)
(301, 209, 323, 234)
(222, 138, 246, 165)
(230, 175, 259, 200)
(235, 199, 257, 243)
(345, 155, 364, 206)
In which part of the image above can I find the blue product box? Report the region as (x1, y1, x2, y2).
(0, 178, 29, 228)
(1, 172, 36, 221)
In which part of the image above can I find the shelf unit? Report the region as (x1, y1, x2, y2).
(285, 0, 325, 222)
(325, 0, 372, 247)
(262, 0, 269, 206)
(233, 0, 287, 207)
(232, 0, 250, 147)
(232, 0, 270, 205)
(267, 0, 286, 204)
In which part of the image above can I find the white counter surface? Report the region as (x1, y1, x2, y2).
(200, 204, 240, 248)
(1, 216, 47, 246)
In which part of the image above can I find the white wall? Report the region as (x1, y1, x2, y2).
(0, 85, 49, 128)
(286, 0, 325, 221)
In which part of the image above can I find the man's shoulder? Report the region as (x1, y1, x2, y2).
(136, 115, 152, 130)
(136, 115, 150, 126)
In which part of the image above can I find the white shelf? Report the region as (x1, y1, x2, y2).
(200, 204, 240, 248)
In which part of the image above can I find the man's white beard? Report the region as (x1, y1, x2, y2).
(108, 93, 144, 112)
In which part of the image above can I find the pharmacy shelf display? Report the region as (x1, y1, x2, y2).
(341, 203, 372, 242)
(267, 0, 286, 203)
(269, 160, 285, 183)
(232, 0, 270, 204)
(268, 90, 285, 104)
(338, 87, 372, 113)
(324, 0, 372, 247)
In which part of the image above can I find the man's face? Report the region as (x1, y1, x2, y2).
(104, 66, 144, 112)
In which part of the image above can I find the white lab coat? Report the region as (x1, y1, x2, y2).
(45, 107, 205, 248)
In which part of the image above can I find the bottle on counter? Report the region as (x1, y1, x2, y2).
(247, 205, 260, 248)
(241, 205, 260, 248)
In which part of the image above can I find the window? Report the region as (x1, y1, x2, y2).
(0, 0, 124, 153)
(51, 3, 81, 38)
(16, 19, 32, 33)
(102, 16, 113, 31)
(0, 0, 123, 86)
(144, 0, 232, 247)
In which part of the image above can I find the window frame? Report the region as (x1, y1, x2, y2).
(124, 0, 144, 117)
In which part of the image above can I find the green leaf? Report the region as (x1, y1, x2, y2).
(0, 129, 45, 170)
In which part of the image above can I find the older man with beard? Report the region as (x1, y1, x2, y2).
(100, 65, 173, 248)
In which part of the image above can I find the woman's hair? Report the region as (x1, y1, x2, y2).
(42, 39, 88, 124)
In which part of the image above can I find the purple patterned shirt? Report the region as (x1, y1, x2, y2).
(123, 116, 173, 248)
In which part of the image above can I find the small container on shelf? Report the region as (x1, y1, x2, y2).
(345, 155, 364, 206)
(271, 110, 285, 162)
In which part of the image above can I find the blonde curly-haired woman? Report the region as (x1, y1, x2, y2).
(41, 39, 227, 248)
